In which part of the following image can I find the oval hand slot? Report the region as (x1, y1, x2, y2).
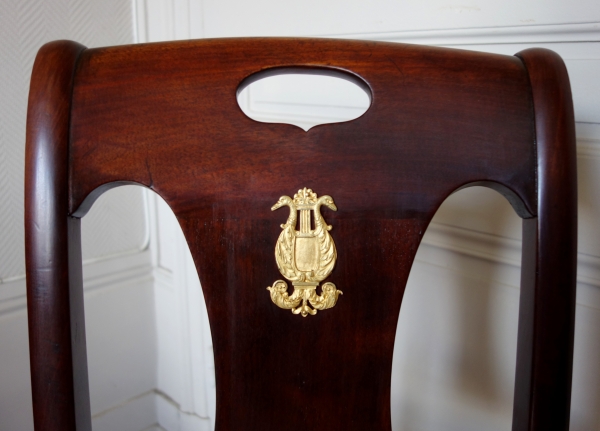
(237, 68, 372, 131)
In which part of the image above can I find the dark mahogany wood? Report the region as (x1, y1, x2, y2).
(25, 38, 577, 431)
(512, 48, 578, 431)
(25, 40, 91, 431)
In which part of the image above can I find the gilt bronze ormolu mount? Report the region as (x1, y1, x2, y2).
(267, 188, 343, 317)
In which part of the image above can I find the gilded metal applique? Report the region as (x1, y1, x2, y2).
(267, 188, 342, 317)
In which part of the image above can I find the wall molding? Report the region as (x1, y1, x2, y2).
(91, 390, 157, 431)
(0, 249, 154, 317)
(155, 390, 212, 431)
(323, 22, 600, 46)
(136, 0, 205, 43)
(577, 137, 600, 159)
(422, 222, 522, 267)
(423, 221, 600, 292)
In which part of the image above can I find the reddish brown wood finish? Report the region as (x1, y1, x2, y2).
(512, 48, 578, 431)
(25, 38, 577, 431)
(25, 40, 91, 431)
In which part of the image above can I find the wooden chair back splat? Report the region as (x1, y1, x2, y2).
(25, 38, 577, 431)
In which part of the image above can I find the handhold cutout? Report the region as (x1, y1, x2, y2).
(237, 67, 372, 131)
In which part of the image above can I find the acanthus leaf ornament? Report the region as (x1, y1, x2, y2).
(267, 188, 342, 317)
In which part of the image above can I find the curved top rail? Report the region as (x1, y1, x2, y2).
(68, 37, 536, 220)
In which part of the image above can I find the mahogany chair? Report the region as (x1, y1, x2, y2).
(25, 38, 577, 431)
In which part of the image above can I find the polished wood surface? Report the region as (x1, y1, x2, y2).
(25, 40, 91, 431)
(513, 48, 578, 431)
(25, 38, 577, 430)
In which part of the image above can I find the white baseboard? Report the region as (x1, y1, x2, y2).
(155, 391, 212, 431)
(92, 391, 158, 431)
(91, 389, 213, 431)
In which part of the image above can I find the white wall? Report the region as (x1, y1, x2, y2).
(140, 1, 600, 430)
(149, 194, 215, 431)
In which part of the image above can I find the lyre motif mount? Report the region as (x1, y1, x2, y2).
(267, 188, 343, 317)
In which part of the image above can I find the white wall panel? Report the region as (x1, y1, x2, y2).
(0, 250, 157, 431)
(150, 195, 214, 431)
(86, 275, 157, 416)
(82, 186, 149, 261)
(200, 1, 600, 38)
(0, 308, 33, 430)
(393, 257, 520, 431)
(0, 0, 147, 282)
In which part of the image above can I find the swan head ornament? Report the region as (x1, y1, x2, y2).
(319, 195, 337, 211)
(271, 195, 294, 211)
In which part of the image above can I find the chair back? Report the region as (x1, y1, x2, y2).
(25, 38, 577, 431)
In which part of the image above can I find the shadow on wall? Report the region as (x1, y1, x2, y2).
(569, 155, 600, 431)
(392, 186, 521, 431)
(391, 185, 600, 431)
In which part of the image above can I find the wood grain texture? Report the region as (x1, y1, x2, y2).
(513, 48, 578, 431)
(25, 38, 576, 430)
(25, 40, 91, 431)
